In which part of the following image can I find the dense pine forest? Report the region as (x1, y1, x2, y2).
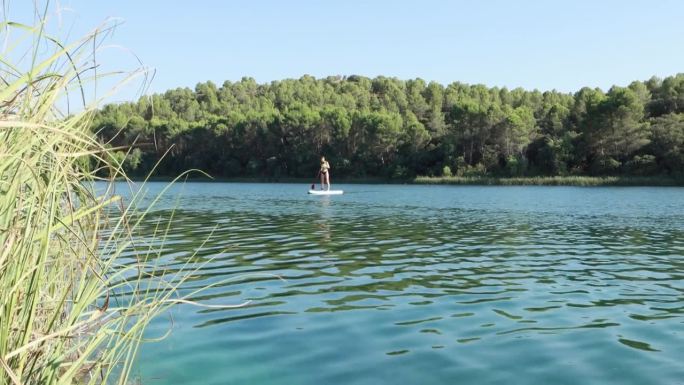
(92, 74, 684, 179)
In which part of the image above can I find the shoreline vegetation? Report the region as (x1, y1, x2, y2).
(134, 175, 684, 186)
(1, 9, 239, 385)
(94, 73, 684, 182)
(413, 175, 684, 186)
(0, 16, 161, 384)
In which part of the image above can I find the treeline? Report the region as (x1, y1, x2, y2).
(92, 74, 684, 179)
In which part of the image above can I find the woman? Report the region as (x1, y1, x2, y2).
(319, 156, 331, 191)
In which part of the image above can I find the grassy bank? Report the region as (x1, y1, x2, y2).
(413, 175, 684, 186)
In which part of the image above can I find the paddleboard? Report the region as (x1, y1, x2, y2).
(308, 190, 344, 195)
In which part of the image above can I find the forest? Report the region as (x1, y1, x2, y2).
(92, 74, 684, 179)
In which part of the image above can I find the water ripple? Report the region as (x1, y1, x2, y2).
(125, 183, 684, 385)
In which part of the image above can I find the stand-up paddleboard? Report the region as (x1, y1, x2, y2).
(308, 189, 343, 195)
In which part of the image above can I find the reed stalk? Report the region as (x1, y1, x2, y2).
(0, 5, 238, 385)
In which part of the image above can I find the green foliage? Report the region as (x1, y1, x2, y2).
(454, 156, 467, 176)
(504, 155, 529, 176)
(91, 73, 684, 178)
(442, 165, 452, 177)
(624, 154, 658, 175)
(648, 113, 684, 174)
(1, 11, 245, 385)
(590, 156, 622, 175)
(392, 165, 410, 179)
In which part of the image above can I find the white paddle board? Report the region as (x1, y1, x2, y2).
(308, 190, 343, 195)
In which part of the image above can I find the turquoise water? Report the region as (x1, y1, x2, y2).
(122, 183, 684, 385)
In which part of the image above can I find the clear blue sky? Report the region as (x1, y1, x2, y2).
(10, 0, 684, 99)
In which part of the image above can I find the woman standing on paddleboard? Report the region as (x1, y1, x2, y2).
(320, 156, 331, 190)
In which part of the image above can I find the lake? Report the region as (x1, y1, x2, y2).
(120, 182, 684, 385)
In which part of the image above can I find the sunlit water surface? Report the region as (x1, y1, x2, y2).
(113, 182, 683, 385)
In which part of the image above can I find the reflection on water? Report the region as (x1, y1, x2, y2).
(126, 183, 684, 385)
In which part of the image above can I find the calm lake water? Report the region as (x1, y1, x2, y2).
(118, 182, 684, 385)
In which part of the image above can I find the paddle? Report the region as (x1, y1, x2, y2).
(311, 170, 321, 190)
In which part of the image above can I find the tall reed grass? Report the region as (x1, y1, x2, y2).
(413, 175, 684, 186)
(0, 6, 241, 385)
